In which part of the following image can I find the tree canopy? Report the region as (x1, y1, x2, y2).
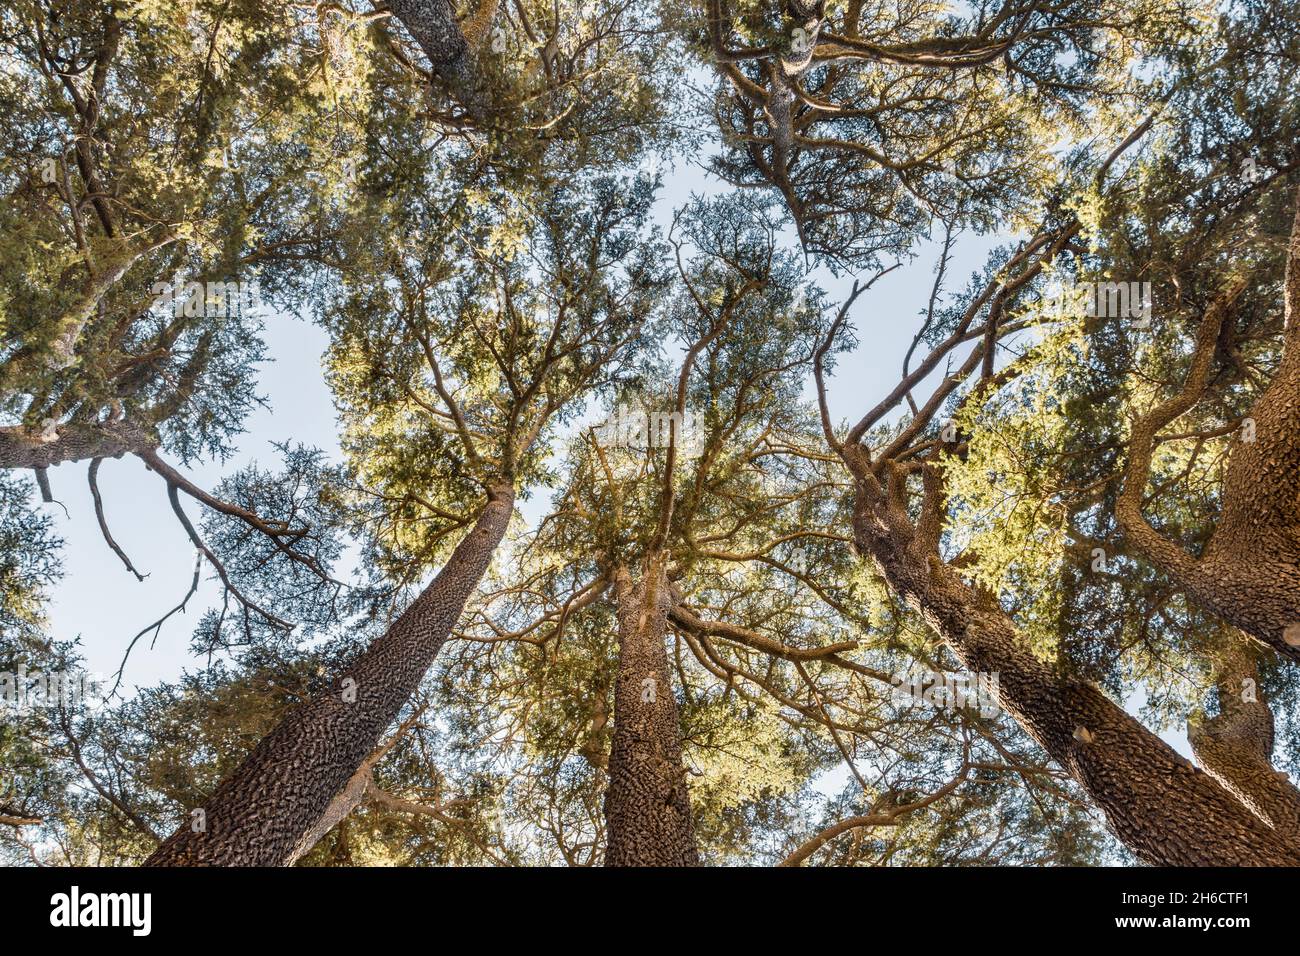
(3, 0, 1300, 868)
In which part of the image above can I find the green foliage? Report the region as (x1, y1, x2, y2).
(9, 0, 1299, 869)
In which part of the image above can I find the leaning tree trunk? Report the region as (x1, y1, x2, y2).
(1188, 631, 1300, 841)
(846, 450, 1300, 866)
(603, 558, 699, 866)
(387, 0, 496, 123)
(146, 482, 515, 866)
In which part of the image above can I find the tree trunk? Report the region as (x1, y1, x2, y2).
(1119, 191, 1300, 659)
(846, 450, 1300, 866)
(603, 558, 699, 866)
(146, 482, 514, 866)
(288, 763, 379, 865)
(0, 420, 154, 470)
(387, 0, 495, 123)
(1188, 632, 1300, 841)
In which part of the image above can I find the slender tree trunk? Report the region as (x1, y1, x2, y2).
(603, 558, 699, 866)
(1188, 632, 1300, 841)
(146, 482, 514, 866)
(387, 0, 495, 123)
(846, 450, 1300, 865)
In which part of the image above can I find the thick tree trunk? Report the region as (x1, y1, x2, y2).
(1188, 634, 1300, 841)
(1191, 329, 1300, 654)
(846, 452, 1300, 865)
(1120, 192, 1300, 659)
(603, 558, 699, 866)
(146, 482, 514, 866)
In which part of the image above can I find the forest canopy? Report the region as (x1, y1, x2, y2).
(2, 0, 1299, 868)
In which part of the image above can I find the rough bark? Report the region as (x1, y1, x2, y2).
(146, 482, 515, 866)
(1188, 633, 1300, 841)
(284, 706, 430, 864)
(603, 558, 699, 866)
(288, 762, 379, 865)
(289, 767, 462, 865)
(0, 419, 154, 470)
(1119, 192, 1300, 659)
(387, 0, 495, 122)
(845, 446, 1300, 865)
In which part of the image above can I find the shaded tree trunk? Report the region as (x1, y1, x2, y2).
(146, 482, 514, 866)
(845, 446, 1300, 866)
(289, 760, 379, 865)
(603, 557, 699, 866)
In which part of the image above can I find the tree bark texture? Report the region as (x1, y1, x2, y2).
(845, 447, 1300, 866)
(0, 419, 154, 470)
(1188, 633, 1300, 841)
(387, 0, 495, 122)
(603, 558, 699, 866)
(146, 482, 515, 866)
